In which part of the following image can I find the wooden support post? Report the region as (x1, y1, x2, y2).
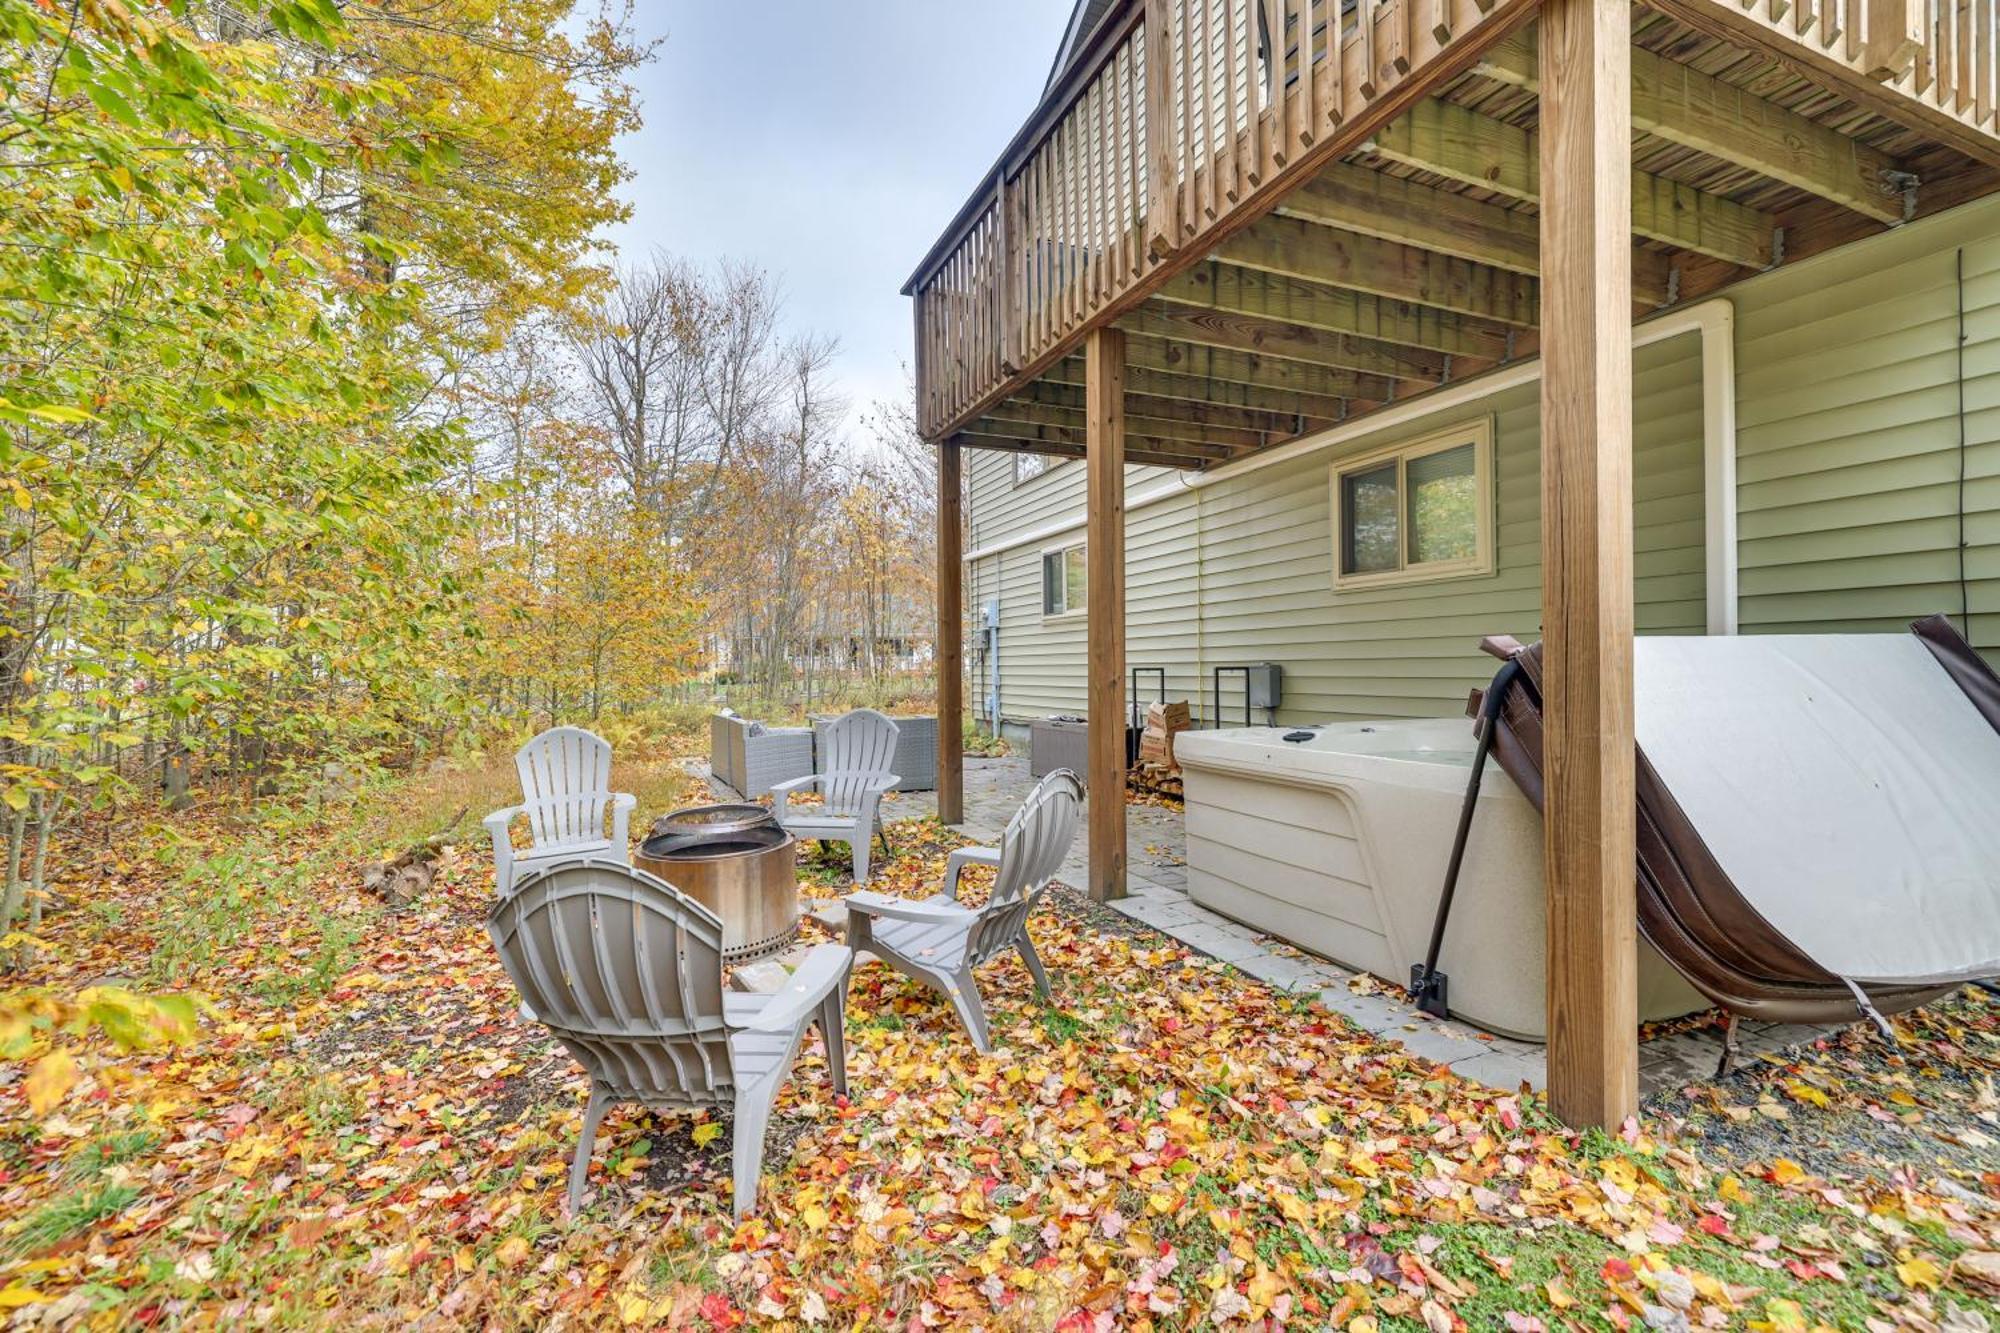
(1864, 0, 1924, 79)
(996, 172, 1022, 375)
(936, 438, 965, 826)
(1143, 0, 1179, 259)
(1085, 328, 1128, 902)
(1538, 0, 1638, 1129)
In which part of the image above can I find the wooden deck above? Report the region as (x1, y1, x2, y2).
(906, 0, 2000, 460)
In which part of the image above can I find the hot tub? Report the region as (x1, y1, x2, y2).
(1174, 718, 1704, 1040)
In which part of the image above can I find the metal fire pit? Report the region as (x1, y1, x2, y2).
(635, 804, 799, 964)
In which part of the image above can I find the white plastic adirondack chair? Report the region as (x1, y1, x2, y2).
(488, 858, 851, 1217)
(772, 708, 900, 884)
(484, 727, 637, 897)
(843, 769, 1081, 1052)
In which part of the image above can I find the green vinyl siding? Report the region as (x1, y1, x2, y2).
(1191, 333, 1704, 722)
(1733, 198, 1999, 649)
(965, 454, 1173, 552)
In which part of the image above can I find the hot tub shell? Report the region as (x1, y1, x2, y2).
(1175, 718, 1705, 1040)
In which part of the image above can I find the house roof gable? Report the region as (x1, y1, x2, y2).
(1044, 0, 1119, 94)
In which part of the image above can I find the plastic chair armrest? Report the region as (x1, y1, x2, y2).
(483, 806, 523, 892)
(769, 772, 823, 821)
(735, 944, 853, 1033)
(942, 846, 1002, 900)
(843, 890, 970, 925)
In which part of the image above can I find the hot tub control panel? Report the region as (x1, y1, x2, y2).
(1212, 662, 1285, 726)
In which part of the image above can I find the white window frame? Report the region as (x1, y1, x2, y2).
(1329, 417, 1496, 591)
(1040, 539, 1086, 619)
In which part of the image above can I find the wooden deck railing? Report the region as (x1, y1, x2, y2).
(1688, 0, 1994, 132)
(910, 0, 1999, 440)
(1653, 0, 1996, 171)
(909, 0, 1536, 439)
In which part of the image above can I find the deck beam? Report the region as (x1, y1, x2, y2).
(1538, 0, 1639, 1130)
(1279, 162, 1678, 307)
(1157, 261, 1520, 360)
(1212, 213, 1542, 326)
(1120, 304, 1449, 383)
(1085, 328, 1129, 901)
(1048, 350, 1393, 407)
(966, 418, 1239, 461)
(1018, 380, 1331, 435)
(985, 398, 1274, 450)
(1042, 359, 1365, 423)
(1369, 99, 1778, 268)
(1643, 0, 2000, 171)
(1473, 34, 1904, 224)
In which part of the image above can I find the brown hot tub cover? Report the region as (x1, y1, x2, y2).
(1480, 615, 2000, 1027)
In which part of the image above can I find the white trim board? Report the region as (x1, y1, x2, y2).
(962, 298, 1740, 636)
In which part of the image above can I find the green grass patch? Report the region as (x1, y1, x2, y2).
(3, 1182, 143, 1261)
(0, 1129, 161, 1261)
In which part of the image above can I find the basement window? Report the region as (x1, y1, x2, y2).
(1015, 453, 1057, 484)
(1330, 418, 1495, 590)
(1042, 542, 1086, 617)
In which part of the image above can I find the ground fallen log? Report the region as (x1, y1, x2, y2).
(361, 806, 466, 908)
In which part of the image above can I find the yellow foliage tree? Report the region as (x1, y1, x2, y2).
(482, 501, 705, 722)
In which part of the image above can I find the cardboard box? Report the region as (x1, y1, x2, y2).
(1139, 699, 1192, 771)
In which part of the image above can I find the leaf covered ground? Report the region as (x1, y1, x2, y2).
(1, 762, 1998, 1331)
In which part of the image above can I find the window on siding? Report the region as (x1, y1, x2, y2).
(1330, 419, 1494, 589)
(1042, 543, 1086, 616)
(1015, 453, 1055, 485)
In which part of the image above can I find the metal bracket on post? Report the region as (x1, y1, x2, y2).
(1880, 169, 1920, 225)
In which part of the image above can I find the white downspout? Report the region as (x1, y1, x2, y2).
(1695, 301, 1738, 635)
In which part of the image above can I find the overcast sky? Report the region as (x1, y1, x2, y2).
(603, 1, 1078, 433)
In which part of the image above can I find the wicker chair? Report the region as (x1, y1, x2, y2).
(710, 713, 816, 798)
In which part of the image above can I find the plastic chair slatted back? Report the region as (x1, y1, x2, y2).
(489, 860, 735, 1104)
(968, 770, 1081, 963)
(517, 727, 616, 848)
(820, 710, 900, 815)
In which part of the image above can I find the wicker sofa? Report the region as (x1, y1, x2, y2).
(811, 713, 938, 792)
(708, 712, 816, 798)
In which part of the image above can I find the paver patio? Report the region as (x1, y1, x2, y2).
(715, 756, 1842, 1099)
